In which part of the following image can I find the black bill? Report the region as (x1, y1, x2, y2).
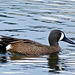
(62, 37, 75, 44)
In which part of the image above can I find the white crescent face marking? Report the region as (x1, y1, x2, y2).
(6, 44, 12, 50)
(59, 32, 64, 41)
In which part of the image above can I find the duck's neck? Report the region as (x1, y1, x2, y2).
(48, 37, 59, 46)
(50, 42, 59, 46)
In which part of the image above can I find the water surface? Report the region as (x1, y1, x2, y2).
(0, 0, 75, 75)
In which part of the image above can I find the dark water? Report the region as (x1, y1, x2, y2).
(0, 0, 75, 75)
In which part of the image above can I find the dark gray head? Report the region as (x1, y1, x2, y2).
(48, 30, 75, 46)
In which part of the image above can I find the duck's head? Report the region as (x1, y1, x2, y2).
(48, 30, 75, 46)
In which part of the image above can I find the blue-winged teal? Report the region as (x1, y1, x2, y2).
(0, 30, 75, 55)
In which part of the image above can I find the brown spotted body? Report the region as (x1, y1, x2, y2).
(0, 30, 75, 55)
(7, 40, 61, 55)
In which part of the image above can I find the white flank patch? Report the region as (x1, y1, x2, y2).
(59, 32, 64, 41)
(6, 44, 12, 50)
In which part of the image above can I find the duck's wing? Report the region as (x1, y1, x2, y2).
(0, 35, 45, 47)
(0, 35, 20, 45)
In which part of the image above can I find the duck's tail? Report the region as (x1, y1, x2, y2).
(0, 35, 18, 51)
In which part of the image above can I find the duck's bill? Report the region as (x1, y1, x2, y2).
(63, 37, 75, 44)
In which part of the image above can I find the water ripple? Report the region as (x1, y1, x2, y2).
(0, 0, 75, 75)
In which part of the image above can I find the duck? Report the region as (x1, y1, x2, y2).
(0, 30, 75, 55)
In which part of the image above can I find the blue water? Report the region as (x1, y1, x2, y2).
(0, 0, 75, 75)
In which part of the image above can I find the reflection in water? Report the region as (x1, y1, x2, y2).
(10, 54, 32, 60)
(48, 53, 60, 73)
(0, 52, 74, 75)
(5, 53, 61, 73)
(8, 53, 61, 74)
(0, 55, 7, 63)
(0, 47, 7, 63)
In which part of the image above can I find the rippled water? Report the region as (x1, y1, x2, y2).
(0, 0, 75, 75)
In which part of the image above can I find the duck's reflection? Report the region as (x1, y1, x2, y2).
(48, 53, 64, 73)
(0, 48, 7, 63)
(0, 54, 7, 63)
(48, 53, 59, 71)
(10, 54, 28, 60)
(10, 53, 63, 73)
(0, 52, 64, 74)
